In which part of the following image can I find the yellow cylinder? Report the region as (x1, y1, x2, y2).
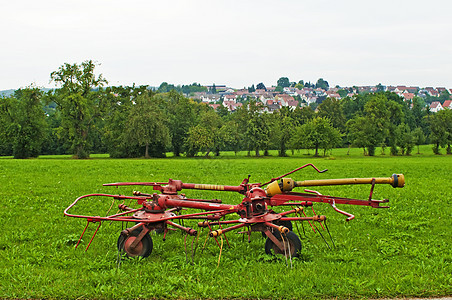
(265, 178, 297, 196)
(295, 174, 405, 188)
(278, 226, 289, 234)
(210, 229, 223, 237)
(266, 174, 405, 196)
(198, 221, 210, 228)
(265, 181, 282, 197)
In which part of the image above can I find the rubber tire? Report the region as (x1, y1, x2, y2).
(264, 230, 301, 258)
(117, 228, 153, 258)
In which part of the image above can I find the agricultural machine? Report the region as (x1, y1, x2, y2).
(64, 164, 405, 260)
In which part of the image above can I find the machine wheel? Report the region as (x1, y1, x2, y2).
(265, 230, 301, 258)
(117, 228, 153, 258)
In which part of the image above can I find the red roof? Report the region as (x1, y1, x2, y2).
(327, 93, 341, 99)
(276, 94, 294, 101)
(430, 101, 442, 108)
(443, 100, 452, 108)
(287, 100, 299, 107)
(403, 93, 415, 100)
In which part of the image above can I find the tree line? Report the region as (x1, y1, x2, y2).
(1, 60, 451, 159)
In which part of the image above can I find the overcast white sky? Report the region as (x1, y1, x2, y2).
(1, 0, 451, 90)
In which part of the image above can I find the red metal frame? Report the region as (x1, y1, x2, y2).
(64, 164, 401, 257)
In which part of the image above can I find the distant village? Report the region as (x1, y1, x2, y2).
(189, 84, 452, 113)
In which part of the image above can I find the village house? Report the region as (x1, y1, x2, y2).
(286, 100, 299, 110)
(188, 83, 452, 114)
(402, 93, 415, 101)
(442, 100, 452, 109)
(326, 90, 341, 100)
(387, 86, 397, 92)
(201, 93, 221, 103)
(327, 93, 341, 100)
(424, 87, 439, 97)
(223, 101, 243, 112)
(233, 89, 248, 96)
(223, 94, 237, 102)
(258, 93, 275, 105)
(275, 94, 295, 106)
(429, 101, 443, 113)
(264, 102, 281, 113)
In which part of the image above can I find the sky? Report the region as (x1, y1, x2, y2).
(1, 0, 451, 90)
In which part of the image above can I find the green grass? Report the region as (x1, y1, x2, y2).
(0, 145, 450, 299)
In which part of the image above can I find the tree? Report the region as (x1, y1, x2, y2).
(51, 60, 107, 97)
(10, 88, 47, 158)
(0, 88, 47, 158)
(291, 106, 315, 126)
(0, 96, 16, 156)
(275, 86, 284, 93)
(277, 77, 290, 88)
(362, 94, 391, 155)
(248, 84, 255, 93)
(317, 97, 346, 133)
(411, 96, 428, 130)
(346, 116, 369, 155)
(185, 109, 223, 157)
(412, 127, 425, 154)
(376, 83, 385, 92)
(315, 78, 329, 90)
(386, 97, 405, 155)
(102, 85, 145, 158)
(210, 84, 217, 94)
(395, 123, 414, 155)
(337, 89, 348, 98)
(166, 91, 196, 156)
(219, 120, 243, 155)
(341, 94, 367, 120)
(158, 82, 173, 93)
(429, 109, 452, 154)
(184, 126, 211, 156)
(439, 90, 451, 103)
(292, 117, 341, 156)
(236, 100, 270, 156)
(50, 60, 107, 158)
(256, 82, 266, 90)
(295, 83, 304, 90)
(269, 108, 294, 157)
(288, 125, 312, 155)
(125, 93, 170, 158)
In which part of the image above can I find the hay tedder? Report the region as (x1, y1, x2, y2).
(64, 164, 405, 260)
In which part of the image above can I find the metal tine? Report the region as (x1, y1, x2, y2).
(324, 219, 336, 249)
(313, 222, 331, 250)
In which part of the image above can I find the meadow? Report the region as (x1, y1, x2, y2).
(0, 146, 450, 299)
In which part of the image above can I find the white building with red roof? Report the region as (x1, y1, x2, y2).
(275, 94, 295, 106)
(442, 100, 452, 109)
(430, 101, 444, 112)
(223, 94, 237, 102)
(402, 93, 415, 101)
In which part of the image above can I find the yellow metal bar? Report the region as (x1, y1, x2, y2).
(295, 174, 404, 188)
(193, 184, 225, 191)
(265, 174, 404, 196)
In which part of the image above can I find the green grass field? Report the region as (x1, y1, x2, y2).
(0, 146, 451, 299)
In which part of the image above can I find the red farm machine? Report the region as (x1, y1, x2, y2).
(64, 164, 405, 260)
